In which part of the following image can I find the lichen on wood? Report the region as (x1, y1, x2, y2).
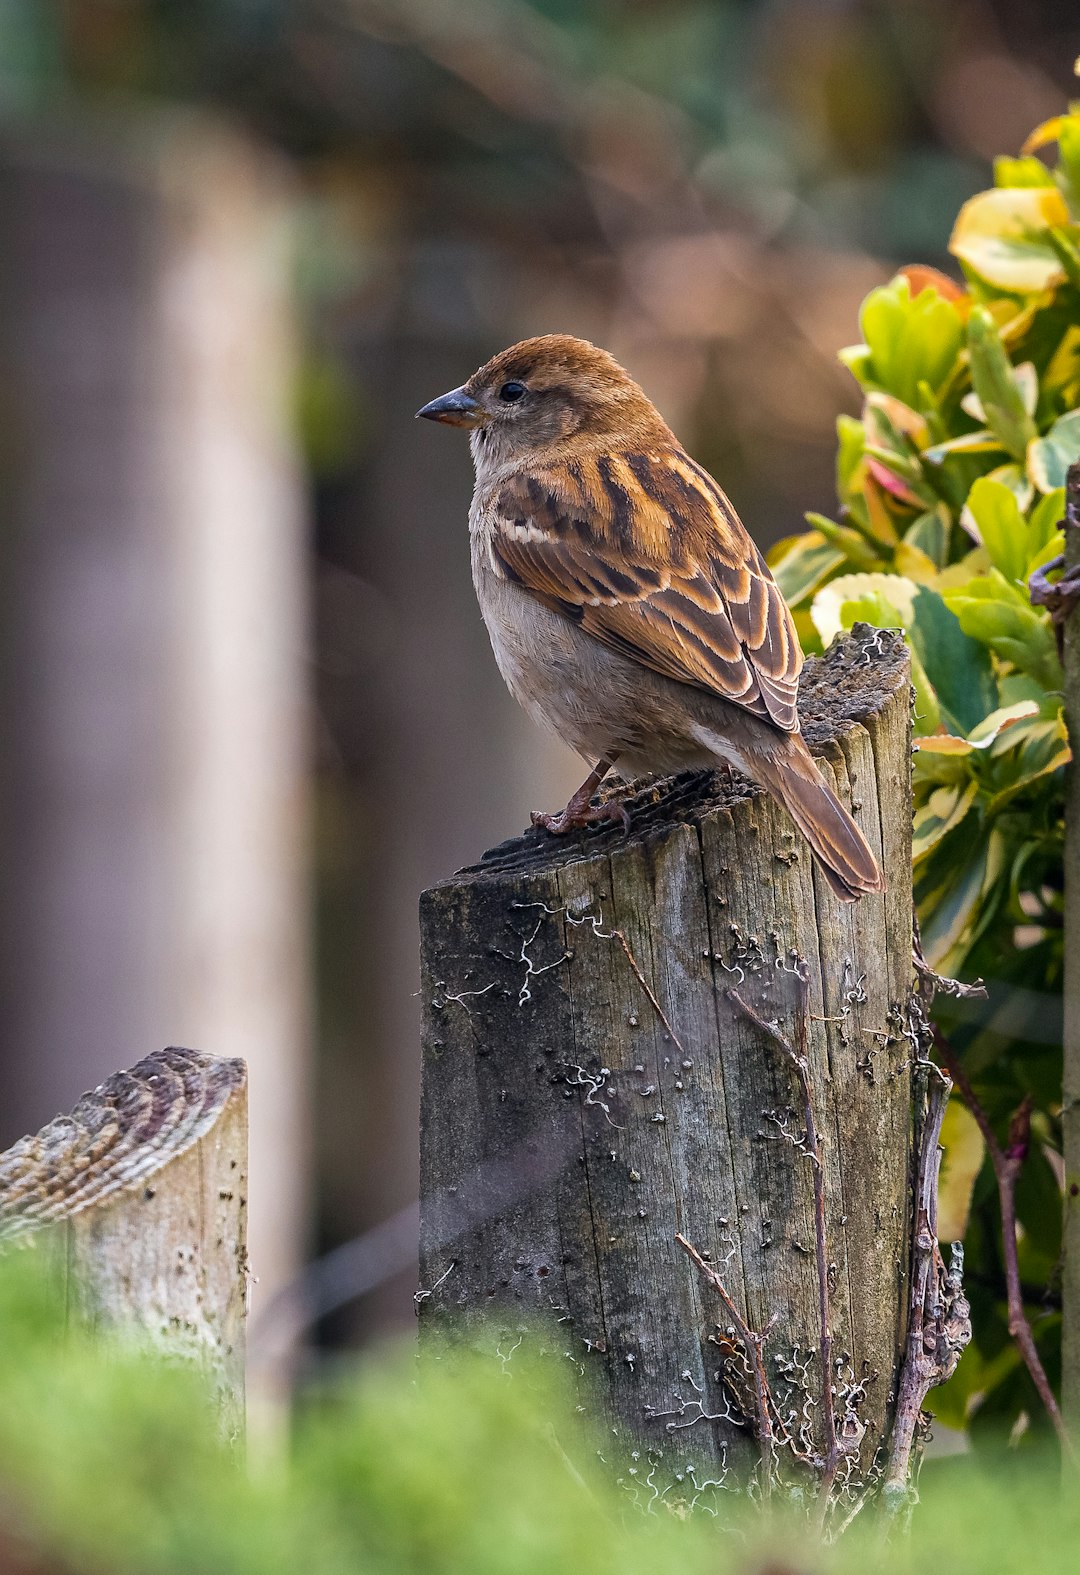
(418, 624, 951, 1520)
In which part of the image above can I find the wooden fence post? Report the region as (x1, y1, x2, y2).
(418, 625, 961, 1512)
(0, 117, 309, 1342)
(0, 1048, 248, 1440)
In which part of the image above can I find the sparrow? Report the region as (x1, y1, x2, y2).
(417, 334, 883, 902)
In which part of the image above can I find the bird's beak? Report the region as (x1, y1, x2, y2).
(415, 386, 486, 428)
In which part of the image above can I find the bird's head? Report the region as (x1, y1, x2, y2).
(416, 334, 669, 471)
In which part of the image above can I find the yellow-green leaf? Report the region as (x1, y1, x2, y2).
(894, 540, 940, 583)
(913, 780, 979, 862)
(961, 476, 1029, 584)
(944, 573, 1062, 689)
(925, 430, 1004, 464)
(938, 1099, 986, 1242)
(913, 701, 1039, 761)
(768, 530, 845, 608)
(1021, 116, 1068, 155)
(1026, 409, 1080, 493)
(811, 572, 918, 646)
(949, 186, 1071, 291)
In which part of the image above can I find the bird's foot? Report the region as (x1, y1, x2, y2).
(531, 796, 631, 837)
(530, 753, 628, 836)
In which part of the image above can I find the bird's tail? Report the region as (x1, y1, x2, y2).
(747, 734, 885, 903)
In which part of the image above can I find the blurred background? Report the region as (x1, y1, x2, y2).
(0, 0, 1076, 1366)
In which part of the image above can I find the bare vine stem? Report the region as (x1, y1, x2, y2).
(726, 983, 840, 1520)
(674, 1232, 777, 1496)
(881, 1063, 966, 1513)
(933, 1027, 1074, 1461)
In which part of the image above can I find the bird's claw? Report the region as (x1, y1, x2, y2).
(531, 797, 631, 837)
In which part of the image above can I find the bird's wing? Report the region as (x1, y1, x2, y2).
(487, 446, 802, 731)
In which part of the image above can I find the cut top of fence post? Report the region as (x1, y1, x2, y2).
(419, 624, 916, 1514)
(0, 1047, 248, 1438)
(458, 623, 910, 883)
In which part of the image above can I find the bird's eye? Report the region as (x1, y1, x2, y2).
(499, 381, 527, 403)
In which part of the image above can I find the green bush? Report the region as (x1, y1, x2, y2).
(769, 101, 1080, 1437)
(0, 1250, 1076, 1573)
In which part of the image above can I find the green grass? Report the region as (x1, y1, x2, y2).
(0, 1251, 1072, 1574)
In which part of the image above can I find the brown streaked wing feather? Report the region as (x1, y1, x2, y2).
(489, 449, 802, 730)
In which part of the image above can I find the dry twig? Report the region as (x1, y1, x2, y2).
(933, 1028, 1074, 1461)
(881, 1058, 970, 1515)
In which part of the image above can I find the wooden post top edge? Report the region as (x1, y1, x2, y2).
(0, 1048, 247, 1241)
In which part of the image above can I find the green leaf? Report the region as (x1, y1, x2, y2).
(1026, 408, 1080, 492)
(1028, 527, 1065, 576)
(913, 746, 971, 788)
(836, 412, 865, 501)
(967, 308, 1038, 461)
(837, 343, 873, 388)
(924, 430, 1006, 464)
(984, 713, 1071, 813)
(1047, 226, 1080, 289)
(810, 573, 942, 733)
(904, 505, 951, 568)
(863, 390, 931, 451)
(1057, 113, 1080, 212)
(811, 572, 916, 645)
(943, 570, 1062, 689)
(914, 702, 1039, 761)
(994, 155, 1057, 189)
(969, 699, 1041, 745)
(767, 530, 845, 607)
(1027, 487, 1066, 560)
(1039, 324, 1080, 408)
(1014, 1147, 1063, 1259)
(913, 780, 979, 862)
(907, 583, 998, 735)
(803, 511, 882, 571)
(847, 275, 964, 407)
(949, 185, 1071, 292)
(916, 818, 992, 967)
(986, 462, 1034, 511)
(961, 476, 1029, 584)
(937, 1098, 986, 1243)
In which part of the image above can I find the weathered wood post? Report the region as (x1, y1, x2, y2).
(0, 117, 308, 1340)
(419, 625, 951, 1509)
(0, 1048, 248, 1440)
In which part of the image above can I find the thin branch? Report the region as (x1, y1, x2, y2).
(881, 1064, 969, 1514)
(675, 1231, 776, 1495)
(933, 1027, 1075, 1461)
(726, 983, 840, 1519)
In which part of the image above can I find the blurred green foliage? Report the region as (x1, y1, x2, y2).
(769, 100, 1080, 1441)
(0, 1248, 1077, 1572)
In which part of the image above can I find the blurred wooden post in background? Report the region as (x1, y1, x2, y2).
(419, 629, 959, 1509)
(0, 1048, 248, 1439)
(0, 116, 309, 1346)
